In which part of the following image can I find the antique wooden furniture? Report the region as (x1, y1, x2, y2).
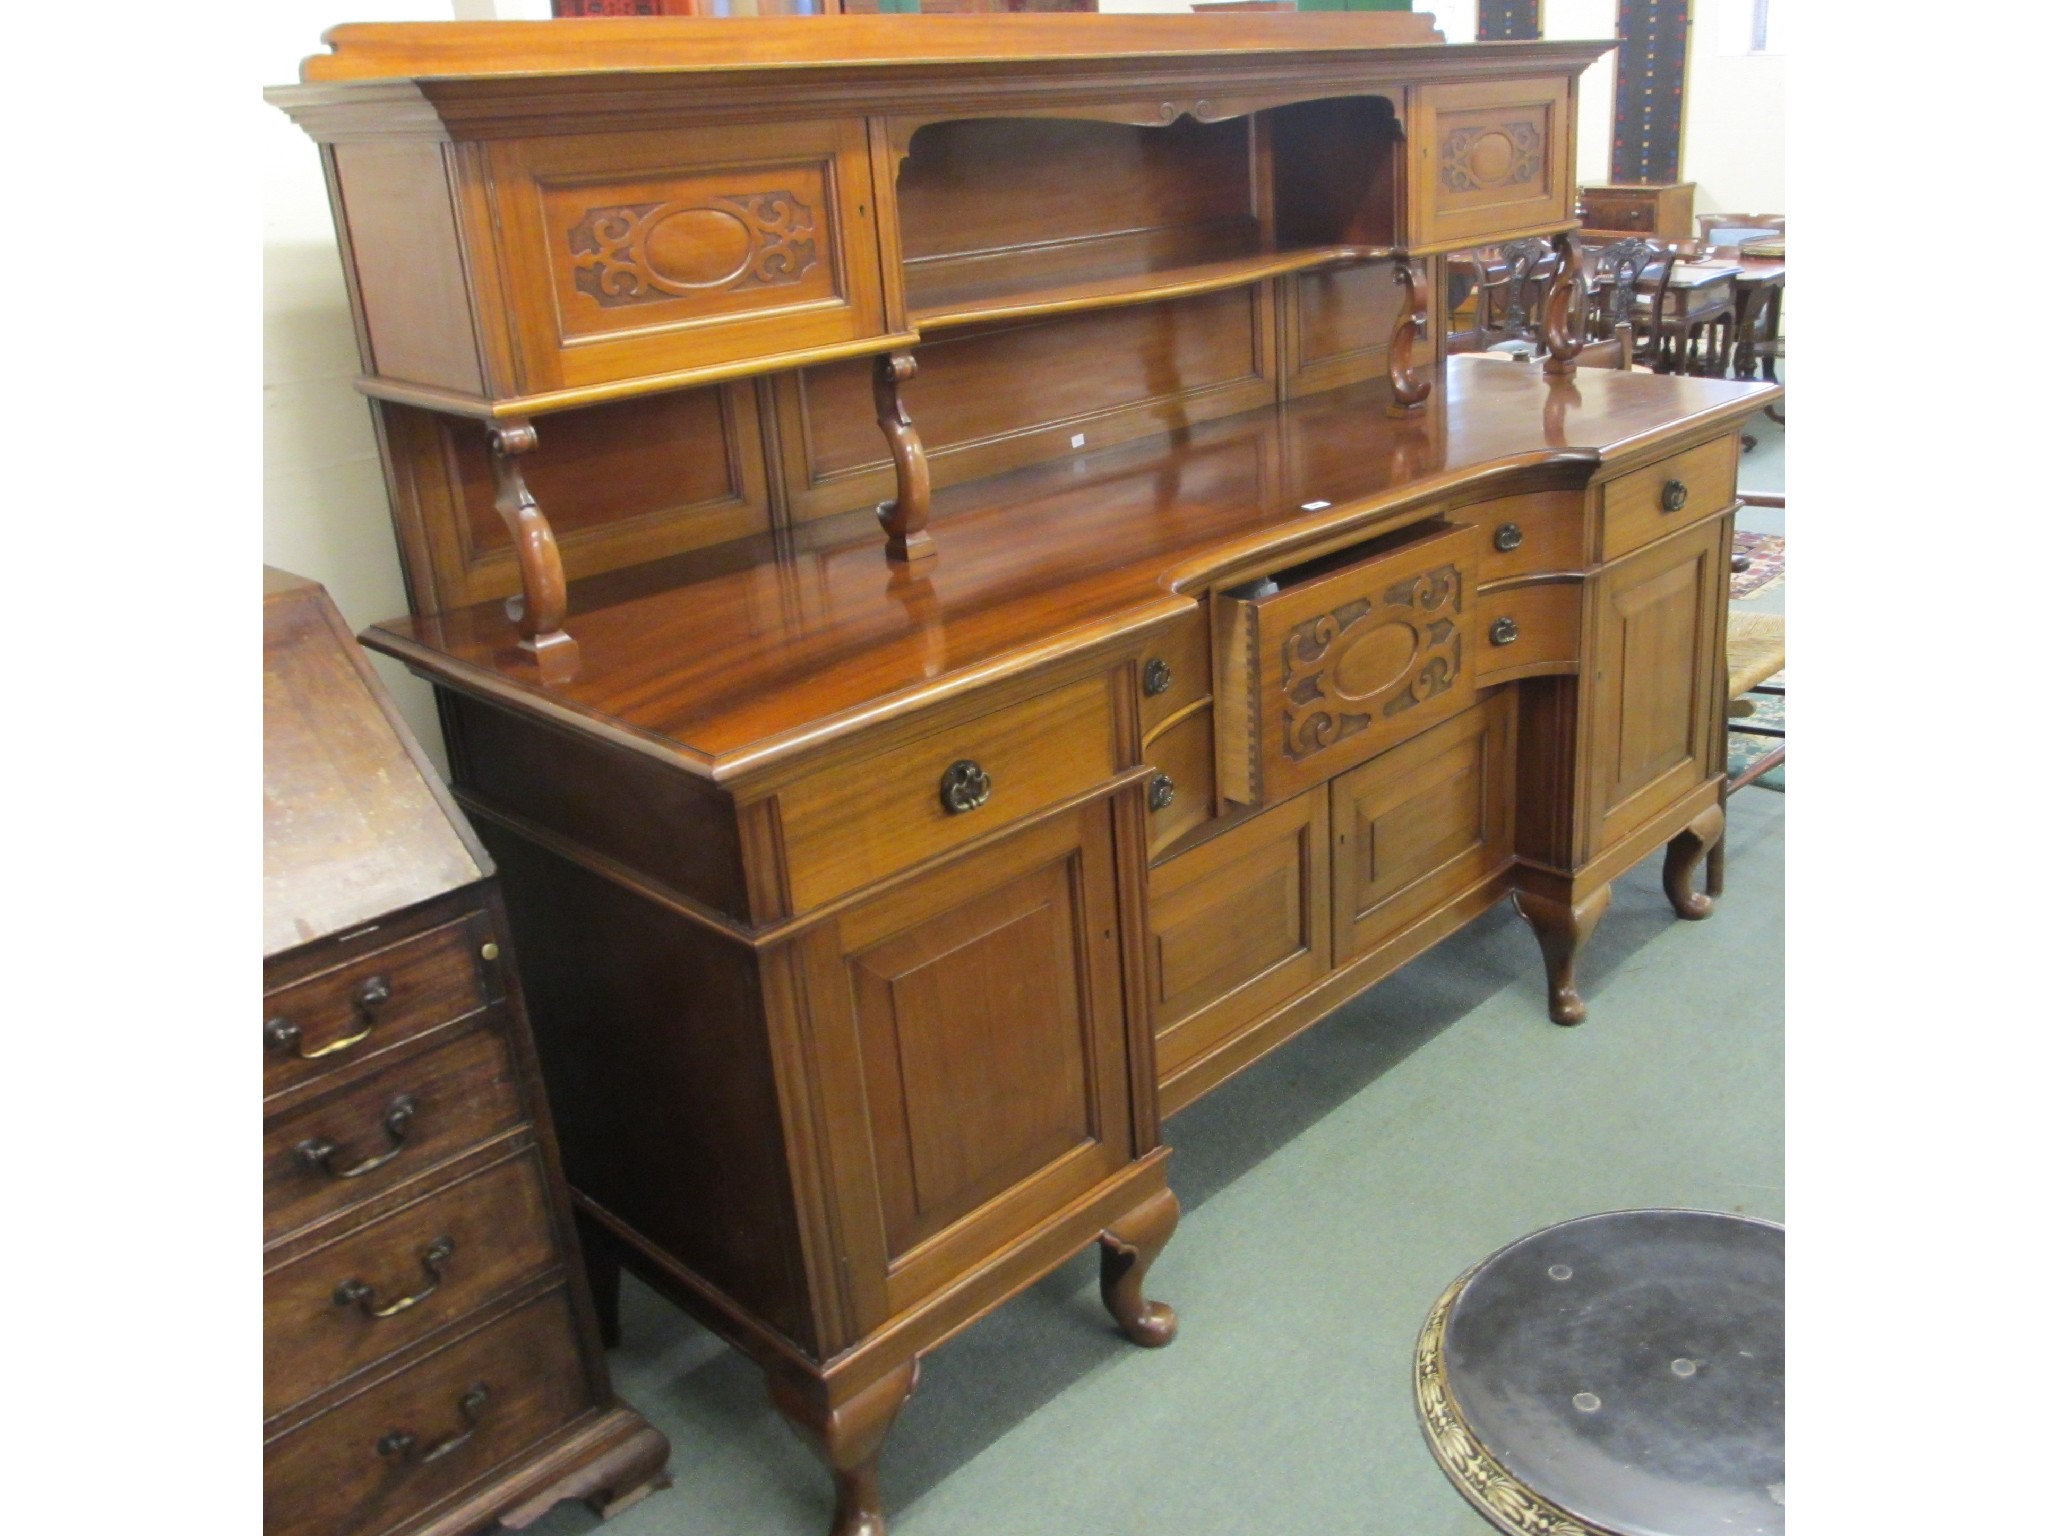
(1642, 261, 1736, 376)
(1417, 1209, 1785, 1536)
(1579, 181, 1693, 242)
(271, 18, 1780, 1534)
(263, 570, 668, 1536)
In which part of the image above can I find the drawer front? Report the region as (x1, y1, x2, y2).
(264, 916, 496, 1101)
(1599, 435, 1738, 561)
(776, 671, 1120, 913)
(1409, 76, 1574, 248)
(1475, 580, 1582, 682)
(489, 119, 891, 396)
(265, 1148, 559, 1421)
(1144, 704, 1216, 862)
(1136, 607, 1213, 740)
(1471, 489, 1587, 583)
(1215, 520, 1482, 807)
(1151, 788, 1330, 1085)
(264, 1025, 526, 1244)
(264, 1286, 590, 1536)
(1582, 193, 1655, 234)
(1330, 693, 1515, 967)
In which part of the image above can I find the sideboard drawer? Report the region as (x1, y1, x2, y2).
(775, 671, 1120, 913)
(264, 1146, 559, 1420)
(1136, 608, 1212, 740)
(1144, 704, 1216, 862)
(1215, 519, 1481, 807)
(1471, 489, 1587, 583)
(1598, 435, 1738, 561)
(264, 916, 496, 1101)
(264, 1286, 590, 1536)
(1475, 580, 1581, 681)
(264, 1024, 526, 1243)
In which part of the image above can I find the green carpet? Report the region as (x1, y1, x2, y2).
(525, 788, 1786, 1536)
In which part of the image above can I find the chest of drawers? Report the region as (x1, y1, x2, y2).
(263, 570, 668, 1536)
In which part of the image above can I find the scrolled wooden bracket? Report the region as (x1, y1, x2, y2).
(1385, 257, 1431, 417)
(872, 351, 935, 564)
(1541, 230, 1585, 378)
(487, 419, 579, 685)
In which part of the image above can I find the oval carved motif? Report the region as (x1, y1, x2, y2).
(1331, 621, 1418, 700)
(1466, 130, 1516, 186)
(643, 207, 753, 289)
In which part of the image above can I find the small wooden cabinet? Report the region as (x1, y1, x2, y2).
(263, 572, 667, 1536)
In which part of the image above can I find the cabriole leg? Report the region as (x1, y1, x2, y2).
(1098, 1187, 1180, 1348)
(1662, 802, 1726, 920)
(1513, 884, 1613, 1027)
(768, 1359, 920, 1536)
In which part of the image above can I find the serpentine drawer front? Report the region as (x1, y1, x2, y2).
(263, 1286, 587, 1536)
(1597, 435, 1738, 561)
(772, 670, 1120, 914)
(1215, 519, 1482, 807)
(263, 915, 497, 1100)
(1474, 580, 1582, 682)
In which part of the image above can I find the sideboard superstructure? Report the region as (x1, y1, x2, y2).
(272, 21, 1776, 1536)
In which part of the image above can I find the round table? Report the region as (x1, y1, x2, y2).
(1415, 1209, 1784, 1536)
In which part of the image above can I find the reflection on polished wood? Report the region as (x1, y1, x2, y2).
(369, 363, 1766, 777)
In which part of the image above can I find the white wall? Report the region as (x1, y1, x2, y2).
(1683, 0, 1784, 215)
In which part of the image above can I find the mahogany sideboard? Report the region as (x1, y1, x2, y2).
(263, 570, 668, 1536)
(270, 20, 1779, 1534)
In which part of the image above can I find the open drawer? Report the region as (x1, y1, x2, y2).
(1215, 519, 1481, 806)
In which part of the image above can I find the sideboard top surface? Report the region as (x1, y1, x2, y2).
(266, 569, 489, 956)
(362, 361, 1776, 783)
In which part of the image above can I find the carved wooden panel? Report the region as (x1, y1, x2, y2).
(1329, 691, 1514, 966)
(484, 120, 892, 395)
(1584, 515, 1726, 859)
(1408, 77, 1574, 250)
(1148, 786, 1329, 1086)
(803, 804, 1134, 1324)
(1215, 520, 1482, 806)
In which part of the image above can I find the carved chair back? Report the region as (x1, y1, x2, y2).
(1472, 236, 1560, 349)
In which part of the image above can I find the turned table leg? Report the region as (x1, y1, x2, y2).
(1098, 1187, 1180, 1348)
(769, 1360, 920, 1536)
(1513, 884, 1612, 1027)
(1662, 803, 1726, 921)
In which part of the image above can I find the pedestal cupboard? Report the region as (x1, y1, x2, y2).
(270, 20, 1778, 1534)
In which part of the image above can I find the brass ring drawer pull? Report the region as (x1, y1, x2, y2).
(1148, 773, 1176, 813)
(1492, 522, 1524, 553)
(1660, 479, 1689, 513)
(334, 1237, 455, 1319)
(1142, 658, 1173, 697)
(296, 1093, 418, 1180)
(1490, 616, 1520, 646)
(266, 976, 392, 1060)
(938, 759, 993, 815)
(377, 1385, 488, 1466)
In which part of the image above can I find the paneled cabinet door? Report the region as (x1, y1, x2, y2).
(797, 800, 1136, 1332)
(1582, 515, 1730, 859)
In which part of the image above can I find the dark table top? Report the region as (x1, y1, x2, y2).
(1442, 1209, 1785, 1536)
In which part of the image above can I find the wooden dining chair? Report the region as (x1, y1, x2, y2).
(1706, 489, 1785, 897)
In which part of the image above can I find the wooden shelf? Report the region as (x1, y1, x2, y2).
(909, 244, 1390, 332)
